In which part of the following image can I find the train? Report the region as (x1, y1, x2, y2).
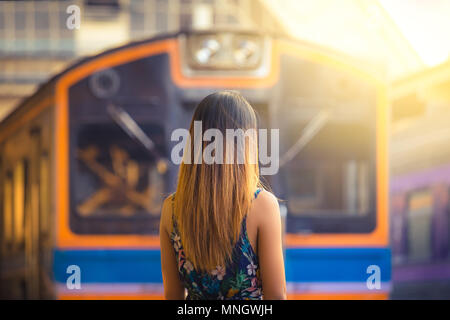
(0, 30, 390, 299)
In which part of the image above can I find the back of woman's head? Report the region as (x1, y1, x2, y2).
(174, 90, 261, 272)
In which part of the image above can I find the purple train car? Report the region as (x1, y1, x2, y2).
(390, 166, 450, 298)
(390, 60, 450, 299)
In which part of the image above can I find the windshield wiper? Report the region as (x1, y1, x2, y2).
(279, 109, 331, 167)
(107, 103, 168, 174)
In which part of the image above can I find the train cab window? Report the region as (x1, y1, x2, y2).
(277, 60, 377, 234)
(407, 190, 433, 263)
(2, 173, 13, 251)
(13, 161, 27, 249)
(70, 120, 166, 235)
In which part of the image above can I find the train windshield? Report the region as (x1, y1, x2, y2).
(278, 58, 377, 233)
(69, 102, 167, 235)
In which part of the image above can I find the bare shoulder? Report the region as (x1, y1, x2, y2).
(250, 190, 281, 225)
(253, 189, 279, 210)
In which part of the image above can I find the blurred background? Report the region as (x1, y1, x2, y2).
(0, 0, 450, 300)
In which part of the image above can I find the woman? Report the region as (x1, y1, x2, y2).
(160, 91, 286, 300)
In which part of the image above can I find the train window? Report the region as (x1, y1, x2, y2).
(69, 120, 166, 235)
(407, 190, 433, 262)
(39, 154, 50, 236)
(281, 120, 375, 233)
(13, 161, 27, 248)
(3, 173, 13, 249)
(391, 93, 426, 123)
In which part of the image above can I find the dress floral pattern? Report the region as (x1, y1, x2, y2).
(170, 190, 263, 300)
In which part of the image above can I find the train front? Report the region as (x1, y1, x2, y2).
(52, 31, 390, 299)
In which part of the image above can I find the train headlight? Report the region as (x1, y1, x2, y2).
(233, 39, 258, 66)
(186, 33, 263, 70)
(194, 38, 220, 65)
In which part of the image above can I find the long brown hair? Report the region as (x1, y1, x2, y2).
(173, 91, 261, 272)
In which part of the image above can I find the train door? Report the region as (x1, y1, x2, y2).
(0, 117, 53, 299)
(24, 128, 40, 299)
(0, 155, 15, 299)
(0, 148, 28, 298)
(28, 124, 54, 299)
(5, 127, 40, 299)
(0, 144, 8, 298)
(27, 128, 41, 298)
(16, 131, 36, 299)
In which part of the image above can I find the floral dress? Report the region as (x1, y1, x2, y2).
(170, 189, 263, 300)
